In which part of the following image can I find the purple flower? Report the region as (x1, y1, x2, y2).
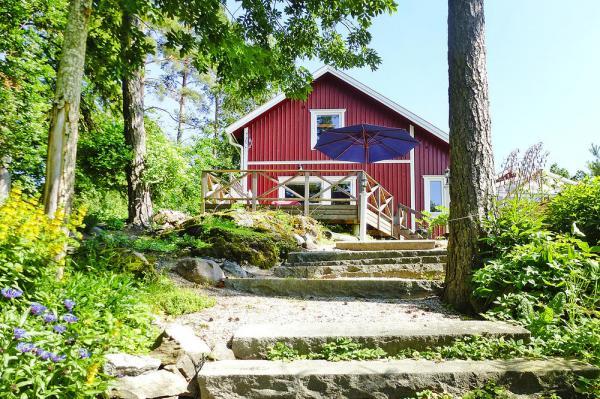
(30, 302, 47, 316)
(63, 299, 75, 311)
(50, 353, 66, 363)
(43, 313, 57, 323)
(78, 348, 90, 359)
(13, 328, 27, 340)
(1, 287, 23, 299)
(53, 325, 67, 334)
(37, 350, 52, 360)
(62, 314, 78, 323)
(16, 342, 35, 353)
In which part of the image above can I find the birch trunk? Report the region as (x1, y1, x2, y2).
(0, 157, 11, 203)
(444, 0, 495, 312)
(43, 0, 92, 217)
(121, 12, 152, 227)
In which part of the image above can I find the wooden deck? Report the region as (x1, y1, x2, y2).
(201, 169, 413, 240)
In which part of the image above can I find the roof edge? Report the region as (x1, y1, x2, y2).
(225, 65, 449, 143)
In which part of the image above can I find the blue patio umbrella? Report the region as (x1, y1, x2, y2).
(314, 124, 419, 163)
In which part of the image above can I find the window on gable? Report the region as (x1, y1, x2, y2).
(310, 109, 345, 148)
(423, 176, 447, 214)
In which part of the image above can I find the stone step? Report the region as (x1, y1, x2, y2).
(287, 249, 446, 264)
(288, 255, 446, 267)
(224, 277, 442, 299)
(336, 239, 437, 251)
(231, 320, 530, 359)
(273, 263, 445, 279)
(198, 358, 599, 399)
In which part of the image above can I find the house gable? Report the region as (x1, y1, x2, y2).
(226, 65, 449, 143)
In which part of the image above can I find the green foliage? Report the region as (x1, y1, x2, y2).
(474, 234, 598, 307)
(395, 336, 543, 362)
(143, 275, 215, 316)
(417, 206, 449, 239)
(410, 382, 513, 399)
(473, 193, 600, 390)
(481, 197, 547, 258)
(77, 118, 130, 191)
(0, 0, 67, 192)
(547, 177, 600, 245)
(267, 339, 387, 361)
(76, 188, 128, 231)
(145, 121, 201, 213)
(587, 144, 600, 177)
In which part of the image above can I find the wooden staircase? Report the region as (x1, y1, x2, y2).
(201, 169, 422, 239)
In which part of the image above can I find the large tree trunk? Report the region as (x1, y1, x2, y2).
(43, 0, 92, 217)
(121, 12, 152, 227)
(444, 0, 495, 312)
(176, 60, 189, 144)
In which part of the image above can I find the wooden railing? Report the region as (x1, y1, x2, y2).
(201, 169, 395, 239)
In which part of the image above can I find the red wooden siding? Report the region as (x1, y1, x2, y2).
(231, 72, 450, 218)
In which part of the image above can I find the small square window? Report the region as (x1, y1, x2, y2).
(310, 109, 345, 148)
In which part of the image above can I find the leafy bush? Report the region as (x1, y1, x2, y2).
(0, 188, 84, 293)
(474, 234, 598, 311)
(547, 177, 600, 245)
(481, 197, 547, 258)
(76, 188, 127, 231)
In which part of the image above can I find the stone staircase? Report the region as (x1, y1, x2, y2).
(199, 246, 599, 398)
(199, 318, 597, 398)
(225, 247, 446, 299)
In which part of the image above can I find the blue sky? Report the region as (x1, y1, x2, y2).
(302, 0, 600, 174)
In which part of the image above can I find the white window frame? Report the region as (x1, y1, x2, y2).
(278, 175, 356, 205)
(423, 175, 447, 215)
(309, 109, 346, 149)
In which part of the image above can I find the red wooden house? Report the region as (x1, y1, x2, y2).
(206, 66, 450, 238)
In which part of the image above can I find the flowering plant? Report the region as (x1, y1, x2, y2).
(0, 292, 105, 397)
(0, 188, 85, 292)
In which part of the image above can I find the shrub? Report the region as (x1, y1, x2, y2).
(474, 233, 598, 309)
(547, 177, 600, 245)
(0, 188, 84, 293)
(76, 188, 127, 231)
(481, 197, 547, 258)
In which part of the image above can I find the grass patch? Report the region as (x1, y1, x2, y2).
(143, 275, 215, 316)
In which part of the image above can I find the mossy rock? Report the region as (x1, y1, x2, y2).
(190, 226, 281, 269)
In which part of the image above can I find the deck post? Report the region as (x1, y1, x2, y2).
(201, 171, 207, 214)
(251, 171, 258, 211)
(304, 171, 310, 216)
(358, 171, 367, 241)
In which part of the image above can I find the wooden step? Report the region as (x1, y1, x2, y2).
(199, 358, 599, 399)
(224, 277, 442, 299)
(231, 320, 530, 360)
(336, 240, 437, 251)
